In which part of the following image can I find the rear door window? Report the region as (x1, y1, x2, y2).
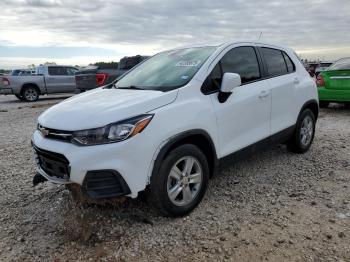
(261, 48, 288, 77)
(66, 67, 78, 75)
(48, 67, 69, 76)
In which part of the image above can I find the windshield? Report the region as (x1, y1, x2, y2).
(115, 46, 216, 91)
(327, 58, 350, 71)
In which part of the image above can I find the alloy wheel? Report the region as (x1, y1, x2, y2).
(167, 156, 203, 206)
(300, 115, 313, 146)
(24, 88, 38, 101)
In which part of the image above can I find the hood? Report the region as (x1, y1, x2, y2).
(38, 88, 178, 130)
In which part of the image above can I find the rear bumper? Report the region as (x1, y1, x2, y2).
(0, 88, 13, 95)
(318, 87, 350, 102)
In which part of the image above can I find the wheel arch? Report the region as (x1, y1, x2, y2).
(299, 99, 319, 120)
(151, 129, 219, 180)
(21, 83, 41, 95)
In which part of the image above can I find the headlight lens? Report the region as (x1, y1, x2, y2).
(72, 114, 153, 145)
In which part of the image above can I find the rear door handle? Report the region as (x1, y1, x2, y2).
(294, 78, 300, 84)
(259, 90, 269, 99)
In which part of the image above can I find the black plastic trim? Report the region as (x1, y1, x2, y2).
(219, 125, 295, 169)
(82, 170, 131, 199)
(299, 99, 319, 120)
(32, 144, 70, 179)
(152, 129, 219, 178)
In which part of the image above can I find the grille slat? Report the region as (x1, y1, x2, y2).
(33, 145, 70, 179)
(38, 124, 73, 143)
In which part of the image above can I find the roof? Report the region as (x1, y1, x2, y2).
(167, 41, 291, 52)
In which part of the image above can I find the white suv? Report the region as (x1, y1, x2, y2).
(32, 42, 318, 216)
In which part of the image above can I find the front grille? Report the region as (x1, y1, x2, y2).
(83, 170, 131, 199)
(33, 145, 70, 179)
(37, 124, 73, 143)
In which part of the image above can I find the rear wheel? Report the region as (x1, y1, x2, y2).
(148, 144, 209, 217)
(15, 94, 24, 101)
(287, 109, 316, 153)
(22, 86, 39, 102)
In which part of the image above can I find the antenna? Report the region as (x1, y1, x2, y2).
(258, 32, 263, 41)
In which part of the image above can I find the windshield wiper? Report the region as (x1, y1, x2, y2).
(117, 85, 145, 90)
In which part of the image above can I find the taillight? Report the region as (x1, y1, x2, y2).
(2, 77, 10, 86)
(96, 73, 108, 86)
(316, 75, 325, 87)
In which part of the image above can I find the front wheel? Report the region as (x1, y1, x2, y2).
(148, 144, 209, 217)
(287, 109, 316, 153)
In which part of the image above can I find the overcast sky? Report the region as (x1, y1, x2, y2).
(0, 0, 349, 69)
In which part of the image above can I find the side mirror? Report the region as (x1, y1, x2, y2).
(218, 73, 241, 103)
(220, 72, 241, 93)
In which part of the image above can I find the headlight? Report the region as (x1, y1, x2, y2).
(72, 114, 153, 145)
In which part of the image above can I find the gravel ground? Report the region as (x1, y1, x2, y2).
(0, 94, 349, 262)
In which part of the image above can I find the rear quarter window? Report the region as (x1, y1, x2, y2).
(282, 52, 295, 73)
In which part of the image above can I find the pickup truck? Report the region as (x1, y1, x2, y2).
(0, 65, 79, 102)
(75, 55, 148, 92)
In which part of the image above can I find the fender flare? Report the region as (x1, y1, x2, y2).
(298, 99, 319, 120)
(20, 83, 41, 95)
(150, 129, 219, 182)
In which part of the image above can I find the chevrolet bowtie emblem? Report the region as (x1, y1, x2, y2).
(40, 127, 49, 137)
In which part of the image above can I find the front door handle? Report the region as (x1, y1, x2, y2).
(259, 90, 269, 99)
(294, 78, 300, 84)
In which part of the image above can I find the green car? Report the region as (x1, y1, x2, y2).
(317, 57, 350, 107)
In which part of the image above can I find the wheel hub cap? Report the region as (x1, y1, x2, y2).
(24, 89, 37, 101)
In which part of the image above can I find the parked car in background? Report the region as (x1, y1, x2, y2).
(0, 65, 79, 101)
(315, 62, 333, 76)
(32, 42, 318, 216)
(306, 62, 333, 77)
(317, 58, 350, 107)
(75, 55, 148, 92)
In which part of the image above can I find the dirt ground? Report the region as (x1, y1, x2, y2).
(0, 95, 349, 262)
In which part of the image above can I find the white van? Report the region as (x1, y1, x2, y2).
(32, 42, 319, 216)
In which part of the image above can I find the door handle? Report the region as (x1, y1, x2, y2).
(294, 78, 300, 84)
(259, 90, 269, 99)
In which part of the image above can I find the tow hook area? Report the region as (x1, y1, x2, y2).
(33, 173, 48, 186)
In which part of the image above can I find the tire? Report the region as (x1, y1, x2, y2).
(22, 86, 39, 102)
(287, 109, 316, 153)
(319, 101, 329, 108)
(148, 144, 209, 217)
(15, 94, 24, 101)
